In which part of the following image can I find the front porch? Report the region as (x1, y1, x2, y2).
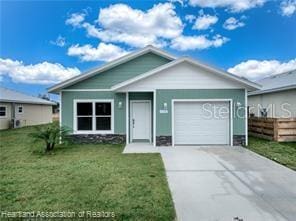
(123, 142, 160, 153)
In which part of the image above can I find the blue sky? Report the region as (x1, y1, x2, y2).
(0, 0, 295, 100)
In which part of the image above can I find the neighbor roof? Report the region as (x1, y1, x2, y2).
(0, 87, 56, 105)
(48, 45, 175, 93)
(249, 69, 296, 96)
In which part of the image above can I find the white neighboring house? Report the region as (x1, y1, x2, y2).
(248, 70, 296, 118)
(0, 87, 56, 130)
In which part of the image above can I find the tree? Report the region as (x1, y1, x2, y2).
(38, 93, 50, 101)
(30, 122, 69, 152)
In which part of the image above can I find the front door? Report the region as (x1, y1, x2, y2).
(130, 101, 151, 142)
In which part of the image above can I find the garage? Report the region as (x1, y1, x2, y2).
(173, 100, 231, 145)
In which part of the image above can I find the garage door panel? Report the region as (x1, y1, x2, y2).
(174, 101, 230, 145)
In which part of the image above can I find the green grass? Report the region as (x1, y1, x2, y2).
(0, 126, 175, 220)
(247, 136, 296, 170)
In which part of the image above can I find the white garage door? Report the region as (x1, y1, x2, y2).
(174, 101, 230, 145)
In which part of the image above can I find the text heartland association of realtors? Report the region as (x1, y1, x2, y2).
(0, 210, 116, 218)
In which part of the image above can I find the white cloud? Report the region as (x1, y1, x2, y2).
(223, 17, 245, 30)
(67, 3, 183, 48)
(98, 3, 182, 38)
(280, 0, 296, 16)
(228, 58, 296, 80)
(193, 14, 218, 30)
(50, 35, 66, 47)
(0, 58, 80, 84)
(66, 3, 230, 52)
(185, 14, 196, 23)
(188, 0, 266, 12)
(82, 23, 166, 48)
(65, 12, 86, 27)
(67, 42, 128, 62)
(171, 34, 229, 51)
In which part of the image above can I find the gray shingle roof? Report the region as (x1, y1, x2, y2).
(249, 69, 296, 95)
(0, 87, 56, 105)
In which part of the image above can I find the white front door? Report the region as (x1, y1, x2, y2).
(131, 101, 151, 142)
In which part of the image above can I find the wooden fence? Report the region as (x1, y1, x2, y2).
(248, 117, 296, 142)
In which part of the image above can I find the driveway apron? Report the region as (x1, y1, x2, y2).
(160, 146, 296, 221)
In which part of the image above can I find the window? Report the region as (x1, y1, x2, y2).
(95, 103, 111, 130)
(75, 100, 113, 133)
(0, 106, 7, 118)
(17, 106, 23, 114)
(77, 103, 93, 130)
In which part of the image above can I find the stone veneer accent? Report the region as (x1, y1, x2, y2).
(233, 135, 246, 146)
(69, 134, 126, 144)
(156, 136, 172, 146)
(70, 134, 245, 146)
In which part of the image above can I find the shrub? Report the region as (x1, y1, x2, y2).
(30, 122, 69, 152)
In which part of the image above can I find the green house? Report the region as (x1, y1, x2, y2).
(48, 46, 260, 146)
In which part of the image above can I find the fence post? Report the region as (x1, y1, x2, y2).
(273, 118, 278, 141)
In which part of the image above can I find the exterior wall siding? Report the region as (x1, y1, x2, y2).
(15, 103, 53, 126)
(62, 89, 246, 144)
(65, 53, 171, 90)
(248, 89, 296, 118)
(0, 102, 52, 130)
(119, 62, 245, 91)
(61, 91, 126, 134)
(156, 89, 246, 137)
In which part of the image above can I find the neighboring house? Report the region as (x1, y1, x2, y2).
(48, 46, 260, 146)
(0, 87, 56, 130)
(248, 70, 296, 118)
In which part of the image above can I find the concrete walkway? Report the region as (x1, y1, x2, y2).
(122, 143, 160, 153)
(160, 146, 296, 221)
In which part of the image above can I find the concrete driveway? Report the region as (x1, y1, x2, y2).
(160, 146, 296, 221)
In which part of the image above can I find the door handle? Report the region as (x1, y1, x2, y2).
(132, 119, 135, 128)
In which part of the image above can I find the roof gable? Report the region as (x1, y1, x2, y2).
(113, 58, 261, 91)
(48, 46, 174, 93)
(66, 52, 171, 90)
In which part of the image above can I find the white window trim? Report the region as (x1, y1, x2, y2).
(171, 99, 233, 147)
(17, 105, 24, 114)
(245, 89, 248, 146)
(0, 105, 7, 118)
(73, 99, 114, 134)
(126, 92, 129, 144)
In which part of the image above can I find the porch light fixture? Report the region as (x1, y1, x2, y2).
(163, 102, 168, 110)
(118, 101, 123, 109)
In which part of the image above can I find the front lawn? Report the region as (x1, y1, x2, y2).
(247, 136, 296, 170)
(0, 126, 175, 220)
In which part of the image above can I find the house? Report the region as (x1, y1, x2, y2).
(0, 87, 56, 130)
(248, 70, 296, 118)
(48, 46, 260, 146)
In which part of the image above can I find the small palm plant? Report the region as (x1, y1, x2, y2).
(31, 122, 69, 152)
